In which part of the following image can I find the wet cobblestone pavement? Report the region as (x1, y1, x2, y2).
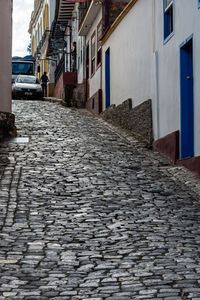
(0, 100, 200, 299)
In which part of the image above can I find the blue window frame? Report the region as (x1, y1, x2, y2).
(163, 0, 174, 43)
(198, 0, 200, 9)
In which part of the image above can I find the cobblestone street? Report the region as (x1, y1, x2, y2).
(1, 100, 200, 299)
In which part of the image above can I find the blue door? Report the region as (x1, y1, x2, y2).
(105, 48, 110, 108)
(180, 36, 194, 159)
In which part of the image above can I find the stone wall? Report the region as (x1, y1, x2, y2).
(0, 112, 17, 141)
(101, 99, 153, 145)
(63, 84, 76, 107)
(62, 83, 85, 108)
(72, 83, 85, 108)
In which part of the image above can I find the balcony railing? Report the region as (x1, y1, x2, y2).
(55, 52, 72, 84)
(78, 0, 92, 27)
(55, 55, 65, 84)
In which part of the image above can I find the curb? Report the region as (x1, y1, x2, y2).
(43, 97, 64, 105)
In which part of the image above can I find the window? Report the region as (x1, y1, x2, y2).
(163, 0, 174, 41)
(91, 32, 96, 76)
(12, 62, 34, 75)
(97, 21, 102, 67)
(198, 0, 200, 8)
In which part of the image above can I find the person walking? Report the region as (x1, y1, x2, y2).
(40, 72, 49, 98)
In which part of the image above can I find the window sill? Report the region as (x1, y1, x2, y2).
(96, 62, 102, 71)
(163, 31, 174, 45)
(90, 72, 95, 79)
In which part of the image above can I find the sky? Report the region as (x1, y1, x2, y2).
(12, 0, 34, 57)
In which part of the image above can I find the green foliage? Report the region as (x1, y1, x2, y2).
(27, 41, 31, 54)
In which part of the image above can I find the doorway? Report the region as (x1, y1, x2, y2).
(105, 48, 110, 108)
(86, 43, 89, 101)
(180, 35, 194, 159)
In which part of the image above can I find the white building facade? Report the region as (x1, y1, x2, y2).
(100, 0, 200, 174)
(78, 0, 129, 114)
(102, 0, 155, 136)
(154, 0, 200, 163)
(102, 0, 155, 111)
(79, 4, 103, 114)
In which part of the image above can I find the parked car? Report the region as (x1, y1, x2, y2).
(12, 75, 43, 100)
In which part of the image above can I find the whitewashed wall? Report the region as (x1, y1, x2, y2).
(86, 10, 102, 98)
(77, 35, 85, 84)
(0, 0, 12, 113)
(102, 0, 156, 135)
(102, 0, 200, 151)
(155, 0, 200, 155)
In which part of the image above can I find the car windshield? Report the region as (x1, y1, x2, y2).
(17, 77, 40, 84)
(12, 62, 34, 75)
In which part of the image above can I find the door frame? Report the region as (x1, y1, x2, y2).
(85, 42, 90, 101)
(105, 47, 110, 108)
(179, 34, 194, 159)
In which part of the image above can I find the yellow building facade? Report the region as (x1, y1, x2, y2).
(29, 0, 55, 96)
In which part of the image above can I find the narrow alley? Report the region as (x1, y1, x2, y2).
(0, 100, 200, 299)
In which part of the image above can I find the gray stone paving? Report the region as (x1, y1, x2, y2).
(0, 100, 200, 299)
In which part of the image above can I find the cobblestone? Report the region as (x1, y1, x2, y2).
(0, 100, 200, 299)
